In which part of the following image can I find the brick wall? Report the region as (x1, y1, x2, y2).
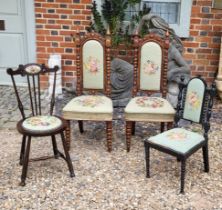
(183, 0, 222, 83)
(35, 0, 92, 88)
(35, 0, 222, 88)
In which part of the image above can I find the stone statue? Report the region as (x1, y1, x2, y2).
(110, 14, 190, 107)
(111, 58, 134, 107)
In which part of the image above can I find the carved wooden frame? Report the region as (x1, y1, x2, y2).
(132, 32, 169, 97)
(76, 31, 111, 97)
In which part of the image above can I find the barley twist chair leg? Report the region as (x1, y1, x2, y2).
(65, 120, 71, 151)
(132, 121, 136, 135)
(144, 142, 150, 178)
(20, 136, 31, 186)
(202, 144, 209, 172)
(180, 159, 186, 194)
(78, 120, 84, 133)
(126, 121, 132, 152)
(61, 132, 75, 177)
(167, 122, 173, 130)
(19, 135, 26, 165)
(106, 121, 112, 152)
(51, 135, 59, 159)
(160, 122, 165, 132)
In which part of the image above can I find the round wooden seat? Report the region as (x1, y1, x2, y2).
(17, 115, 67, 137)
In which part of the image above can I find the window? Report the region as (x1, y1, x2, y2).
(125, 4, 140, 21)
(212, 0, 222, 9)
(94, 0, 192, 37)
(141, 0, 192, 37)
(142, 1, 180, 24)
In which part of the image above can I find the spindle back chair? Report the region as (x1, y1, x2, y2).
(7, 63, 74, 186)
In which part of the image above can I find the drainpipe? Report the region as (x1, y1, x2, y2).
(48, 54, 63, 98)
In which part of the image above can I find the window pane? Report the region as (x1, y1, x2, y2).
(143, 1, 180, 24)
(125, 5, 139, 21)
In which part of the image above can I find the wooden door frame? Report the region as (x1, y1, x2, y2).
(0, 0, 36, 85)
(24, 0, 36, 63)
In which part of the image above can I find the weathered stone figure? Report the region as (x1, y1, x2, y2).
(110, 14, 190, 107)
(111, 58, 134, 107)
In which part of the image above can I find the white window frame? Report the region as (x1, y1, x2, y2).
(141, 0, 192, 37)
(94, 0, 192, 37)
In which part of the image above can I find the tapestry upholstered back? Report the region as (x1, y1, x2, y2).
(133, 33, 169, 97)
(76, 31, 111, 96)
(183, 77, 206, 123)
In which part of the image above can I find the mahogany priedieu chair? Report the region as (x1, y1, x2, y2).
(125, 32, 175, 152)
(62, 31, 113, 152)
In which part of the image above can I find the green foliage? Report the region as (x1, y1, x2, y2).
(90, 0, 150, 47)
(128, 0, 142, 6)
(131, 4, 151, 36)
(90, 1, 106, 35)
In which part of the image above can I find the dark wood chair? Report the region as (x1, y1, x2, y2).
(7, 63, 74, 186)
(62, 31, 113, 151)
(124, 32, 175, 152)
(144, 77, 216, 193)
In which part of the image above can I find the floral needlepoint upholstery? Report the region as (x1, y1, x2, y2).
(183, 78, 205, 122)
(63, 95, 113, 121)
(143, 60, 159, 75)
(82, 40, 104, 90)
(125, 97, 175, 121)
(135, 97, 164, 108)
(187, 91, 201, 109)
(84, 56, 100, 74)
(146, 128, 204, 154)
(22, 115, 62, 132)
(75, 95, 105, 107)
(25, 65, 41, 74)
(140, 42, 162, 91)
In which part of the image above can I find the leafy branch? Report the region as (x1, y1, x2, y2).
(90, 0, 150, 47)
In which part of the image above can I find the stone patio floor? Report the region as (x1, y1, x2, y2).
(0, 85, 222, 209)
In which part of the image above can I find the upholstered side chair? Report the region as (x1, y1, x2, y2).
(62, 31, 113, 152)
(125, 32, 175, 152)
(144, 77, 216, 193)
(7, 63, 74, 186)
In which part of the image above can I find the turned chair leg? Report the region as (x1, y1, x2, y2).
(19, 135, 26, 165)
(202, 144, 209, 172)
(160, 122, 165, 132)
(65, 120, 71, 151)
(126, 121, 132, 152)
(78, 120, 84, 133)
(132, 121, 136, 135)
(61, 132, 75, 177)
(180, 159, 186, 194)
(144, 142, 150, 178)
(106, 121, 112, 152)
(20, 136, 31, 186)
(51, 135, 59, 159)
(167, 122, 173, 130)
